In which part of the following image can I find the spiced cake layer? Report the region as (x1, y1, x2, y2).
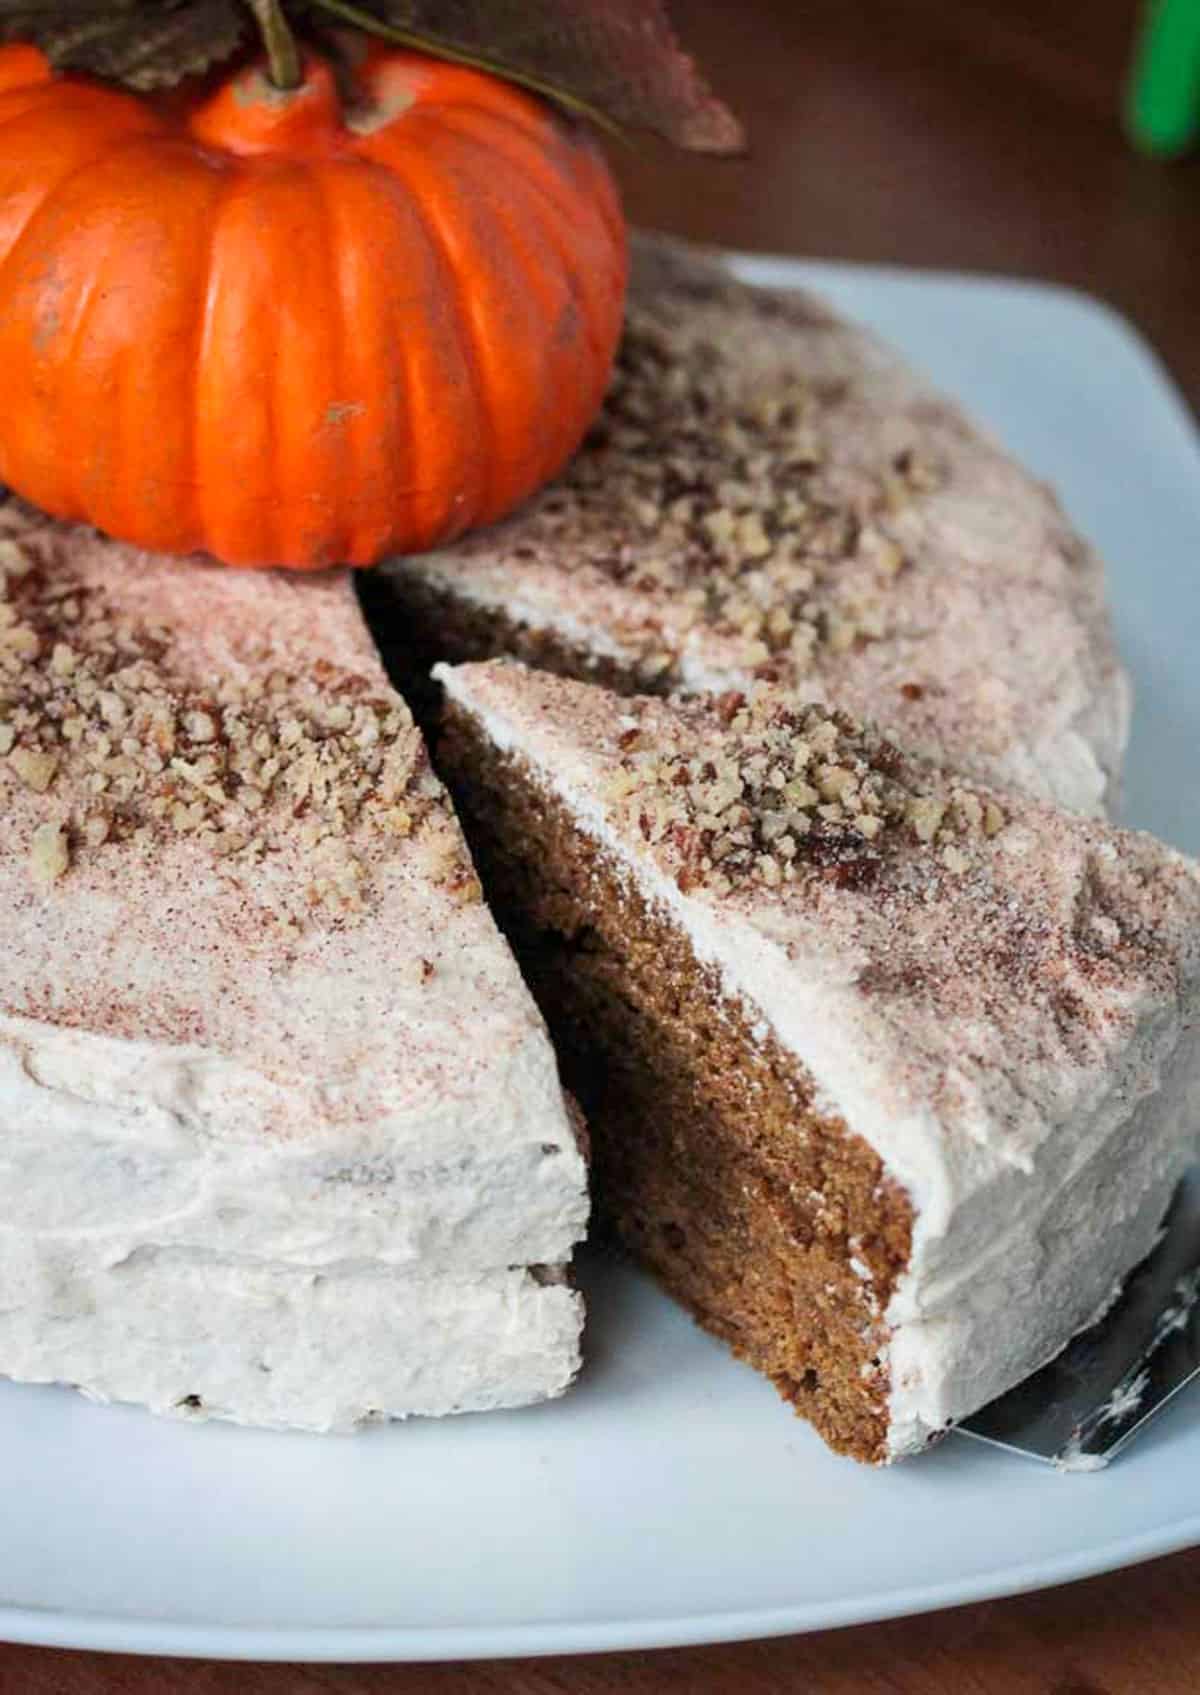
(366, 235, 1130, 815)
(436, 659, 1200, 1463)
(0, 498, 587, 1430)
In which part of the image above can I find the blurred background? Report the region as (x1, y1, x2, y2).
(615, 0, 1200, 411)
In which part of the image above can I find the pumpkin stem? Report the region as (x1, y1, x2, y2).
(248, 0, 303, 91)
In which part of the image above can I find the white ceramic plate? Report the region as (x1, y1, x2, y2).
(2, 257, 1199, 1663)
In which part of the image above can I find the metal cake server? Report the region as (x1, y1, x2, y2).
(957, 1168, 1200, 1470)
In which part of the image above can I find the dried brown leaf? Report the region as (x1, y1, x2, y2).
(0, 0, 247, 88)
(320, 0, 745, 151)
(0, 0, 742, 148)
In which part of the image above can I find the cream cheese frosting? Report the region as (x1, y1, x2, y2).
(438, 659, 1200, 1457)
(0, 1255, 582, 1430)
(0, 499, 588, 1429)
(377, 235, 1131, 816)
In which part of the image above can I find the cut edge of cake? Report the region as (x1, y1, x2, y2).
(434, 657, 1200, 1462)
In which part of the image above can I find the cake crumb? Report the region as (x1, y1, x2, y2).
(907, 797, 945, 843)
(10, 746, 59, 793)
(0, 538, 33, 578)
(29, 821, 69, 886)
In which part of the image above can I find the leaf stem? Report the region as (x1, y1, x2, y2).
(248, 0, 302, 90)
(304, 0, 623, 137)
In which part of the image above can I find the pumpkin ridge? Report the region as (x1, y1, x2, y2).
(369, 139, 500, 528)
(427, 102, 627, 381)
(271, 159, 349, 566)
(403, 116, 559, 505)
(183, 161, 236, 556)
(64, 137, 233, 548)
(421, 103, 604, 243)
(328, 149, 488, 556)
(354, 49, 554, 151)
(415, 106, 614, 390)
(0, 85, 56, 130)
(0, 134, 171, 522)
(0, 120, 167, 304)
(304, 159, 350, 564)
(422, 116, 601, 493)
(6, 231, 103, 522)
(0, 42, 51, 96)
(396, 112, 602, 520)
(59, 250, 112, 524)
(192, 167, 279, 564)
(0, 81, 163, 143)
(316, 158, 412, 563)
(249, 166, 314, 563)
(367, 156, 473, 546)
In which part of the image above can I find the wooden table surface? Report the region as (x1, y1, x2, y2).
(6, 1, 1199, 1689)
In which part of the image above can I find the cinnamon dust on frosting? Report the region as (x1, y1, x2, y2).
(0, 496, 459, 919)
(562, 309, 942, 688)
(385, 236, 1131, 816)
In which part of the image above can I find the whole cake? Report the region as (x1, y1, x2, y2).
(0, 498, 587, 1430)
(436, 658, 1200, 1462)
(366, 236, 1132, 816)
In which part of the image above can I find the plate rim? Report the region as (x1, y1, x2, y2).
(3, 250, 1198, 1663)
(3, 1513, 1199, 1661)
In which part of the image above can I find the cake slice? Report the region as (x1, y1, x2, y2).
(365, 235, 1130, 816)
(0, 498, 587, 1431)
(436, 658, 1200, 1463)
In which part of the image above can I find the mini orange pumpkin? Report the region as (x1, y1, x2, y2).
(0, 43, 627, 569)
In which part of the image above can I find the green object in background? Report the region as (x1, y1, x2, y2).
(1126, 0, 1200, 157)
